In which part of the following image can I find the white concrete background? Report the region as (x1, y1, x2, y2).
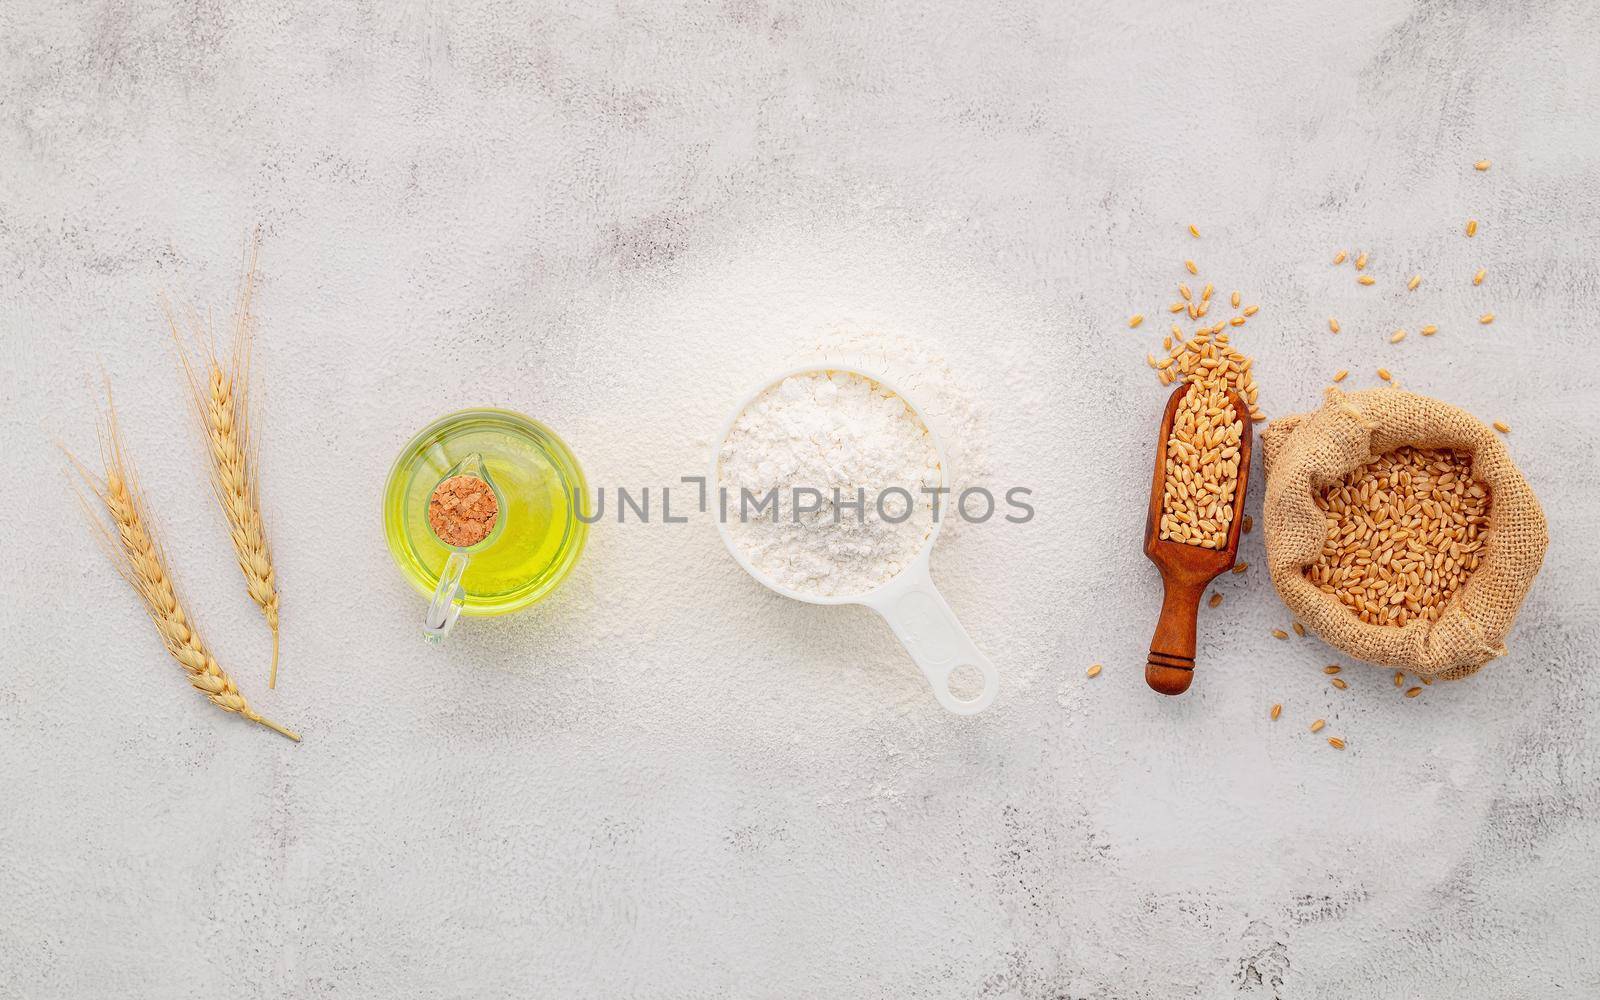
(3, 1, 1599, 997)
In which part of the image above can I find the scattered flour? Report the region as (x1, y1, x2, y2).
(718, 371, 942, 597)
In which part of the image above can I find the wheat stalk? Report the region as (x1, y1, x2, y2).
(67, 403, 298, 741)
(167, 237, 282, 687)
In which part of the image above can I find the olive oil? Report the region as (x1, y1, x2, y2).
(384, 409, 587, 616)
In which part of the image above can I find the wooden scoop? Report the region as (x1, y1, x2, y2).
(1142, 381, 1253, 696)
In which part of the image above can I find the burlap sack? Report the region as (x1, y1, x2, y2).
(1261, 388, 1547, 679)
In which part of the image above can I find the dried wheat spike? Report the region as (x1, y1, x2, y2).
(168, 236, 282, 687)
(68, 403, 297, 741)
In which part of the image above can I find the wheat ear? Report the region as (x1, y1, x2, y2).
(67, 405, 298, 741)
(168, 240, 282, 687)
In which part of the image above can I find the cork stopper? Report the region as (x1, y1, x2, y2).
(428, 474, 499, 548)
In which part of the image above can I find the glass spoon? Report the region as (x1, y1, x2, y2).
(423, 452, 505, 643)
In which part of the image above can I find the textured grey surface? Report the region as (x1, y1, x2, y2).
(3, 2, 1600, 997)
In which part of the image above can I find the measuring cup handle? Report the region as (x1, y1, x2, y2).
(862, 564, 998, 715)
(424, 550, 470, 643)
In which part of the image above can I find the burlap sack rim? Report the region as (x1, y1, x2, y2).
(1261, 387, 1549, 678)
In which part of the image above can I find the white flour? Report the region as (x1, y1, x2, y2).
(796, 326, 993, 528)
(718, 371, 942, 597)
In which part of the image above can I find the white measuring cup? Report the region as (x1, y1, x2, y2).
(711, 364, 999, 715)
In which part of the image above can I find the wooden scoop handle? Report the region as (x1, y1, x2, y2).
(1147, 573, 1206, 695)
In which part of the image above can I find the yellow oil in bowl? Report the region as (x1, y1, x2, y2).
(383, 409, 587, 617)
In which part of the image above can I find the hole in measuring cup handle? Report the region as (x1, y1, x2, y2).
(945, 662, 986, 702)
